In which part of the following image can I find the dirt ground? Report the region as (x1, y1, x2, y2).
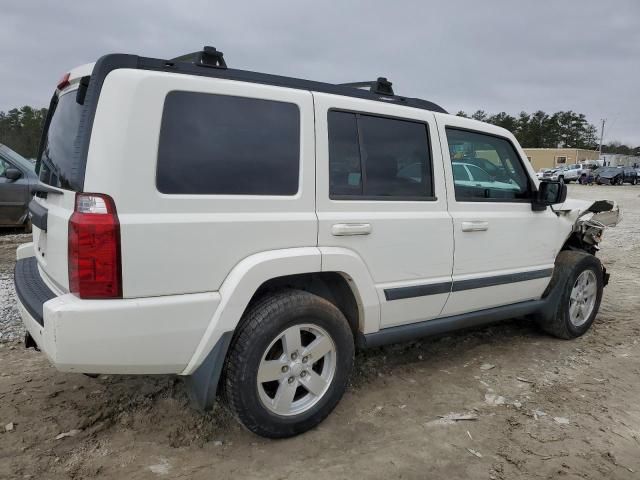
(1, 184, 639, 480)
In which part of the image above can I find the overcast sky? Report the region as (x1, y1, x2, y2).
(1, 0, 638, 144)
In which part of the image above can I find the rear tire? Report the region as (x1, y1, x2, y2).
(535, 251, 604, 340)
(223, 289, 354, 438)
(23, 218, 32, 234)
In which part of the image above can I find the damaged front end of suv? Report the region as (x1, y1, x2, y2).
(555, 199, 622, 256)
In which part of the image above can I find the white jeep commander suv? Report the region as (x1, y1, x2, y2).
(15, 47, 620, 438)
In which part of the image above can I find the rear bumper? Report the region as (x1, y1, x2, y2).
(14, 254, 221, 374)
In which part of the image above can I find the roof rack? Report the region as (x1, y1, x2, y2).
(339, 77, 394, 96)
(123, 46, 447, 113)
(171, 46, 227, 69)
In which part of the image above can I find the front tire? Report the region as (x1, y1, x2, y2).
(536, 251, 604, 339)
(223, 290, 354, 438)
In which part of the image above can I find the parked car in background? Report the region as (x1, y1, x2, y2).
(536, 168, 553, 180)
(541, 167, 561, 181)
(594, 166, 637, 185)
(451, 162, 520, 192)
(622, 167, 638, 185)
(556, 164, 583, 183)
(0, 143, 37, 231)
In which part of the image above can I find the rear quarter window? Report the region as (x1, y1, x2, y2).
(157, 91, 300, 195)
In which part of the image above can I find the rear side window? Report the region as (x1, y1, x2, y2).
(328, 111, 433, 199)
(157, 91, 300, 195)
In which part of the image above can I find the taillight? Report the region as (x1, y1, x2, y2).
(68, 193, 122, 299)
(57, 72, 71, 90)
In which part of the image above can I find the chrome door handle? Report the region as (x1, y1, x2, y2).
(461, 221, 489, 232)
(331, 223, 372, 236)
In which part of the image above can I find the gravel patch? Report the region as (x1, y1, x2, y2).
(0, 271, 23, 342)
(0, 232, 29, 343)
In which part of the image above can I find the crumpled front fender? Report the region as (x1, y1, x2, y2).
(554, 199, 621, 248)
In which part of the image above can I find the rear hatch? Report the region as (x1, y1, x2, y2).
(32, 65, 93, 293)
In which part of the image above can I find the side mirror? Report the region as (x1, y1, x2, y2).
(532, 180, 567, 211)
(4, 168, 22, 181)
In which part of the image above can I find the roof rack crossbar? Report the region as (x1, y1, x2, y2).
(340, 77, 394, 96)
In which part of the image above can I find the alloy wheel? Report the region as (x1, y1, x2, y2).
(569, 270, 597, 327)
(257, 324, 337, 416)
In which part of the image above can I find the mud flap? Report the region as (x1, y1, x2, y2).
(533, 265, 568, 326)
(184, 332, 233, 411)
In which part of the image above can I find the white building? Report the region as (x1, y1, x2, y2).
(600, 154, 640, 167)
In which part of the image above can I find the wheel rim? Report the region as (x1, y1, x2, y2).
(257, 323, 337, 416)
(569, 270, 597, 327)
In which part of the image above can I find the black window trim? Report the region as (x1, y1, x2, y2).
(445, 126, 537, 204)
(328, 108, 438, 202)
(155, 89, 303, 197)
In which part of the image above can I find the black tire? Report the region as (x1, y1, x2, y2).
(222, 289, 354, 438)
(23, 218, 32, 234)
(535, 251, 604, 339)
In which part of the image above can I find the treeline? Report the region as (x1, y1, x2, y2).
(457, 110, 639, 155)
(0, 106, 48, 159)
(0, 105, 637, 159)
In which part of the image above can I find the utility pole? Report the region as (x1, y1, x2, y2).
(598, 119, 606, 157)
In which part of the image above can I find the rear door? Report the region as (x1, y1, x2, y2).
(32, 81, 87, 293)
(314, 93, 453, 328)
(436, 115, 562, 316)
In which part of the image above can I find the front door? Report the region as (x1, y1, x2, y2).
(436, 115, 564, 317)
(314, 93, 454, 329)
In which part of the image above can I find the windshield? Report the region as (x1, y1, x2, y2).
(37, 90, 83, 190)
(0, 143, 34, 171)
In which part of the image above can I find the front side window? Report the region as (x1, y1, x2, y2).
(446, 128, 531, 201)
(157, 91, 300, 195)
(328, 111, 433, 199)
